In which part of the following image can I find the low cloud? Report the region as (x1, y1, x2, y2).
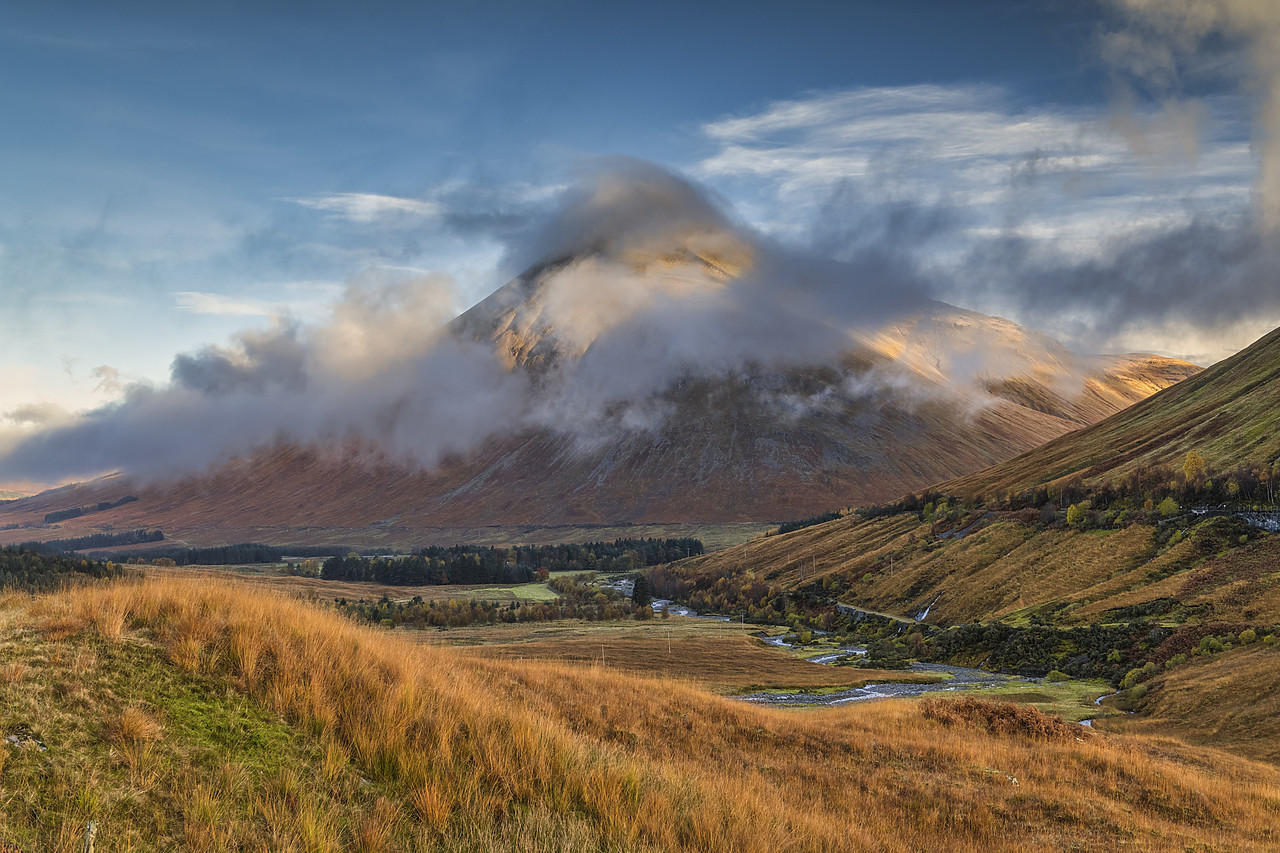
(1104, 0, 1280, 229)
(0, 162, 967, 485)
(3, 401, 71, 427)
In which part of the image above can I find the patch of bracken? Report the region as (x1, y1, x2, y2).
(920, 696, 1083, 741)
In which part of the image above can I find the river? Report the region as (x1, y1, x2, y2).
(740, 634, 1027, 707)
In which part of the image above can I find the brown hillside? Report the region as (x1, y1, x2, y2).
(660, 324, 1280, 628)
(947, 324, 1280, 500)
(1102, 641, 1280, 764)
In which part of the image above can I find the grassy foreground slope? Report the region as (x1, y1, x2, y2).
(3, 577, 1280, 852)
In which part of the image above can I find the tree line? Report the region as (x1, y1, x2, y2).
(107, 543, 346, 566)
(43, 495, 138, 524)
(322, 538, 703, 587)
(21, 528, 163, 554)
(336, 573, 656, 628)
(0, 546, 131, 593)
(856, 451, 1280, 529)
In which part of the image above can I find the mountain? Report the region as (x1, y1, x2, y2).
(665, 323, 1280, 628)
(0, 231, 1198, 549)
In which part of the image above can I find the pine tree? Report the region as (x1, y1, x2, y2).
(631, 574, 651, 608)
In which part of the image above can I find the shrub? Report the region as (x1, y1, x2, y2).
(1044, 669, 1070, 683)
(1120, 662, 1158, 689)
(1158, 497, 1180, 517)
(920, 696, 1081, 741)
(1239, 628, 1257, 645)
(1199, 636, 1225, 654)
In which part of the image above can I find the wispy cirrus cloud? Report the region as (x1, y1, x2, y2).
(174, 291, 280, 317)
(174, 281, 344, 319)
(287, 192, 443, 223)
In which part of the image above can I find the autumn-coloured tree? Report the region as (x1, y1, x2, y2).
(1183, 450, 1207, 484)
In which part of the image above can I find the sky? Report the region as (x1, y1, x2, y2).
(2, 0, 1279, 489)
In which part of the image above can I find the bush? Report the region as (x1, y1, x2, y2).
(1239, 628, 1257, 645)
(1199, 636, 1225, 655)
(920, 697, 1081, 741)
(1120, 662, 1158, 689)
(1158, 497, 1180, 517)
(1065, 501, 1091, 526)
(1044, 669, 1070, 682)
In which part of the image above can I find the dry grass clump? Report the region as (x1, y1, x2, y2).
(921, 696, 1084, 741)
(107, 704, 163, 747)
(17, 575, 1280, 852)
(0, 661, 26, 684)
(106, 705, 164, 790)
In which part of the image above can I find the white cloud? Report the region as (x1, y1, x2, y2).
(288, 192, 442, 223)
(695, 84, 1254, 254)
(692, 84, 1275, 360)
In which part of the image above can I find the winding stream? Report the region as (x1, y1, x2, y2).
(740, 634, 1028, 707)
(738, 662, 1025, 706)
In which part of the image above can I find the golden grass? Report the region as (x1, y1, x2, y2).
(7, 575, 1280, 852)
(1103, 643, 1280, 764)
(452, 629, 935, 693)
(678, 509, 1280, 626)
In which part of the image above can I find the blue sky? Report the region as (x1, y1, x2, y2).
(2, 0, 1278, 462)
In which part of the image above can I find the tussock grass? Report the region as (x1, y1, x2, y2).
(922, 696, 1084, 740)
(2, 576, 1279, 851)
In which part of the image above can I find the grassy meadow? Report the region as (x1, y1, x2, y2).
(2, 575, 1280, 851)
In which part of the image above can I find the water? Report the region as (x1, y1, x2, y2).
(649, 598, 731, 621)
(737, 662, 1024, 707)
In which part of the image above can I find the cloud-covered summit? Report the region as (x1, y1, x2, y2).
(0, 160, 1081, 486)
